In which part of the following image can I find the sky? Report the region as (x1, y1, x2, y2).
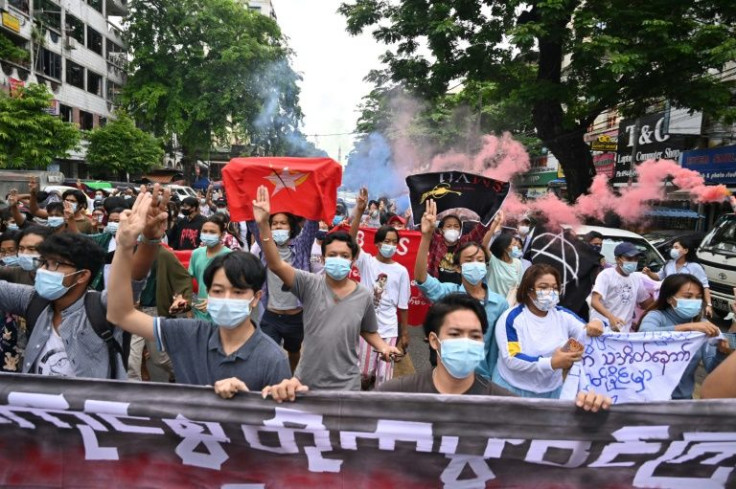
(271, 0, 387, 164)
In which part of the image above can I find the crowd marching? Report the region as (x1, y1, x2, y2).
(0, 174, 734, 414)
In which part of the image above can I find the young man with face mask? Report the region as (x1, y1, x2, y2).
(590, 242, 654, 332)
(253, 185, 402, 400)
(350, 188, 411, 388)
(309, 221, 329, 274)
(415, 199, 508, 378)
(106, 194, 290, 395)
(0, 226, 53, 285)
(246, 206, 319, 373)
(188, 216, 232, 322)
(167, 196, 207, 250)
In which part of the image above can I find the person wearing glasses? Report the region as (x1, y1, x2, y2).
(493, 264, 605, 398)
(0, 190, 168, 379)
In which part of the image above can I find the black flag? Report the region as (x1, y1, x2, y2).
(406, 171, 510, 226)
(528, 227, 602, 318)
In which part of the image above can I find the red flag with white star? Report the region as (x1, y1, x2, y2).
(222, 157, 343, 223)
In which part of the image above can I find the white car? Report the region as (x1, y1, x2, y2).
(166, 185, 197, 201)
(697, 214, 736, 316)
(570, 225, 666, 272)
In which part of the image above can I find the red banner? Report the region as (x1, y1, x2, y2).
(222, 157, 342, 224)
(349, 227, 430, 326)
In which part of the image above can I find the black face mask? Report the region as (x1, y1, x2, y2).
(591, 244, 602, 253)
(316, 230, 328, 241)
(180, 208, 192, 216)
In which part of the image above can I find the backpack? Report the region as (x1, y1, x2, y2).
(24, 291, 130, 379)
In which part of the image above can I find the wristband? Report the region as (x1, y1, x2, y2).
(138, 235, 163, 245)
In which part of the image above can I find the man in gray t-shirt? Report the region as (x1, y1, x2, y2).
(289, 269, 377, 390)
(252, 185, 402, 399)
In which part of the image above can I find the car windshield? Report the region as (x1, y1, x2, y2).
(600, 237, 664, 272)
(700, 216, 736, 256)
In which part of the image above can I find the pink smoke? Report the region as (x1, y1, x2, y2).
(429, 132, 530, 181)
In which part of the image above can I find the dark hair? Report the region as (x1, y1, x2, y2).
(38, 233, 105, 279)
(490, 232, 514, 260)
(17, 225, 53, 245)
(204, 214, 226, 234)
(202, 251, 266, 292)
(650, 273, 704, 313)
(374, 225, 399, 245)
(46, 202, 64, 215)
(368, 200, 379, 209)
(104, 196, 131, 214)
(585, 231, 603, 242)
(452, 241, 489, 266)
(380, 211, 396, 226)
(423, 293, 489, 339)
(517, 264, 561, 305)
(0, 230, 19, 244)
(321, 230, 359, 258)
(439, 214, 461, 229)
(108, 207, 125, 216)
(182, 196, 199, 208)
(269, 212, 300, 240)
(672, 237, 699, 263)
(62, 189, 88, 211)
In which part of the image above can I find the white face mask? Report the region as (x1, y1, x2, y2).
(518, 225, 530, 236)
(443, 229, 460, 243)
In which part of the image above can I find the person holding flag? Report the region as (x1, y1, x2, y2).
(350, 188, 411, 389)
(253, 185, 403, 400)
(414, 199, 507, 378)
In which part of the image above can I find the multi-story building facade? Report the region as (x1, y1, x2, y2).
(0, 0, 127, 177)
(242, 0, 276, 20)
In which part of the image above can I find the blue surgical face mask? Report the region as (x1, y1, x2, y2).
(324, 257, 351, 280)
(2, 255, 19, 267)
(673, 298, 702, 319)
(272, 229, 290, 246)
(620, 261, 638, 275)
(47, 216, 65, 228)
(6, 223, 19, 231)
(379, 244, 397, 258)
(200, 233, 221, 248)
(461, 262, 487, 285)
(34, 268, 81, 300)
(438, 337, 485, 379)
(33, 217, 47, 226)
(207, 296, 253, 329)
(105, 222, 119, 235)
(532, 289, 560, 311)
(18, 254, 40, 271)
(332, 216, 344, 227)
(510, 246, 523, 259)
(670, 248, 681, 260)
(69, 203, 78, 213)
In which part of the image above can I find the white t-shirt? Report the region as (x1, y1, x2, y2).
(310, 241, 324, 274)
(590, 267, 650, 332)
(354, 250, 410, 337)
(34, 328, 74, 376)
(495, 305, 586, 393)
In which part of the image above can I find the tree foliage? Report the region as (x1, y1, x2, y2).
(123, 0, 308, 176)
(340, 0, 736, 200)
(85, 112, 164, 177)
(0, 84, 79, 169)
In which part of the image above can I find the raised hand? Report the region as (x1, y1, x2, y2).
(420, 199, 437, 235)
(118, 192, 152, 248)
(142, 183, 170, 239)
(356, 187, 368, 211)
(7, 189, 18, 207)
(63, 201, 75, 221)
(28, 176, 38, 195)
(253, 185, 271, 224)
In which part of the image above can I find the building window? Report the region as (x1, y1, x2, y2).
(249, 5, 262, 11)
(87, 0, 102, 12)
(65, 14, 85, 45)
(79, 110, 94, 130)
(35, 48, 62, 80)
(87, 70, 102, 96)
(59, 104, 73, 123)
(8, 0, 30, 15)
(86, 26, 103, 55)
(107, 81, 121, 102)
(33, 0, 61, 31)
(66, 60, 85, 89)
(99, 117, 107, 127)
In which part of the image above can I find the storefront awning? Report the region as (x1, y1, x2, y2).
(646, 208, 703, 219)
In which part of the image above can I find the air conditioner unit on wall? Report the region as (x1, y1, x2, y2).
(64, 38, 77, 50)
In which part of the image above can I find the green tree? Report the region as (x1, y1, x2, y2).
(340, 0, 736, 200)
(123, 0, 305, 180)
(0, 83, 79, 168)
(86, 113, 164, 177)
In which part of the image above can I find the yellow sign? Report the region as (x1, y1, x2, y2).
(2, 12, 20, 33)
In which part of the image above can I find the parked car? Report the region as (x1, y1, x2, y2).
(571, 225, 666, 272)
(166, 185, 197, 201)
(697, 214, 736, 317)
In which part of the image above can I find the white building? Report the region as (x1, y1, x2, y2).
(241, 0, 276, 20)
(0, 0, 127, 177)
